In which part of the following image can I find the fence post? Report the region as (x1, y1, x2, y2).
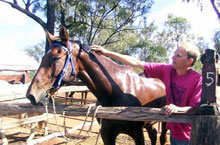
(190, 49, 220, 145)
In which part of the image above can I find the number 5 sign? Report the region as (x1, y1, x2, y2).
(201, 49, 217, 103)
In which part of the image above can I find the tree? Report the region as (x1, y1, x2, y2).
(164, 14, 191, 48)
(24, 41, 45, 63)
(55, 0, 154, 45)
(129, 23, 168, 63)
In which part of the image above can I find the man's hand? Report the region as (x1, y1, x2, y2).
(164, 104, 180, 115)
(164, 104, 192, 115)
(91, 45, 109, 56)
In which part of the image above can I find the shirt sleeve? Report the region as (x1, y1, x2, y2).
(144, 62, 168, 80)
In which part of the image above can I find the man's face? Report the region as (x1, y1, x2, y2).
(172, 47, 190, 69)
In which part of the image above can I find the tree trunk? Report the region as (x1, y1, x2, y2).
(45, 0, 56, 53)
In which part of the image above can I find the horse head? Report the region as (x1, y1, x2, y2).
(26, 26, 81, 105)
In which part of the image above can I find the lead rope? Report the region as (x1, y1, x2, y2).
(74, 105, 102, 144)
(95, 117, 102, 145)
(45, 93, 102, 144)
(44, 93, 71, 143)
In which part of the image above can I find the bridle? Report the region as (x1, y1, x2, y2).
(44, 40, 100, 144)
(49, 40, 91, 95)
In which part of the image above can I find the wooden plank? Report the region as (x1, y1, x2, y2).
(0, 71, 25, 75)
(0, 85, 89, 103)
(0, 103, 195, 123)
(0, 114, 60, 130)
(0, 64, 38, 71)
(58, 86, 89, 93)
(0, 96, 27, 102)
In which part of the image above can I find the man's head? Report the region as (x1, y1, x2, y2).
(172, 42, 200, 70)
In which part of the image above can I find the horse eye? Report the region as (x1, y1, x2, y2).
(52, 56, 61, 62)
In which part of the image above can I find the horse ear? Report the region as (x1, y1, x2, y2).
(45, 30, 57, 44)
(59, 26, 70, 46)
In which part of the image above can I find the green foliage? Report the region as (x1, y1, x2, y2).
(24, 41, 45, 63)
(164, 14, 192, 49)
(54, 0, 153, 45)
(193, 61, 202, 74)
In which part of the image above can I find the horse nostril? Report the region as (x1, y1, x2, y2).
(27, 94, 37, 106)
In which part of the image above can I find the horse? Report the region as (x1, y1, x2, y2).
(0, 71, 31, 84)
(26, 26, 168, 145)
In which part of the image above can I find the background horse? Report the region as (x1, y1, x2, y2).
(26, 27, 167, 145)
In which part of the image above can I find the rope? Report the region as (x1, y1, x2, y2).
(76, 104, 93, 136)
(51, 97, 71, 142)
(74, 105, 101, 144)
(95, 118, 102, 145)
(44, 92, 102, 144)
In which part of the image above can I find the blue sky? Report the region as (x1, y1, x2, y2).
(0, 0, 219, 65)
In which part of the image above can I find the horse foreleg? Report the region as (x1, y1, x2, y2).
(83, 92, 88, 105)
(69, 92, 75, 104)
(38, 121, 48, 136)
(43, 121, 49, 136)
(100, 121, 117, 145)
(129, 128, 145, 145)
(159, 122, 168, 145)
(145, 124, 157, 145)
(65, 92, 69, 105)
(26, 123, 36, 143)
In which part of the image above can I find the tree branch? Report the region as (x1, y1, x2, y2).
(0, 0, 46, 29)
(210, 0, 220, 21)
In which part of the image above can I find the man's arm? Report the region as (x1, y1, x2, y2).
(91, 45, 145, 69)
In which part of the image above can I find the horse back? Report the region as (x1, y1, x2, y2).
(95, 54, 166, 106)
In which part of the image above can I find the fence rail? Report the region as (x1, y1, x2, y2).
(0, 103, 194, 123)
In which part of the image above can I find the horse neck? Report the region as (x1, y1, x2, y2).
(77, 51, 131, 105)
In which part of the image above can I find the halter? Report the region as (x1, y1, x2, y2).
(52, 42, 76, 89)
(51, 41, 91, 90)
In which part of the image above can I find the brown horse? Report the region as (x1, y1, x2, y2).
(26, 27, 167, 145)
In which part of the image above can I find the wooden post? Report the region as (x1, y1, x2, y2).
(190, 115, 220, 145)
(190, 49, 220, 145)
(197, 49, 219, 115)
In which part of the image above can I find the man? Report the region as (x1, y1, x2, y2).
(91, 42, 202, 145)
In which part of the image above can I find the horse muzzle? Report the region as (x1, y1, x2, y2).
(27, 93, 51, 106)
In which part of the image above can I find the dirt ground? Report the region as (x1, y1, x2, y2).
(0, 92, 170, 145)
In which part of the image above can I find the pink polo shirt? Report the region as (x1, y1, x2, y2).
(144, 63, 202, 141)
